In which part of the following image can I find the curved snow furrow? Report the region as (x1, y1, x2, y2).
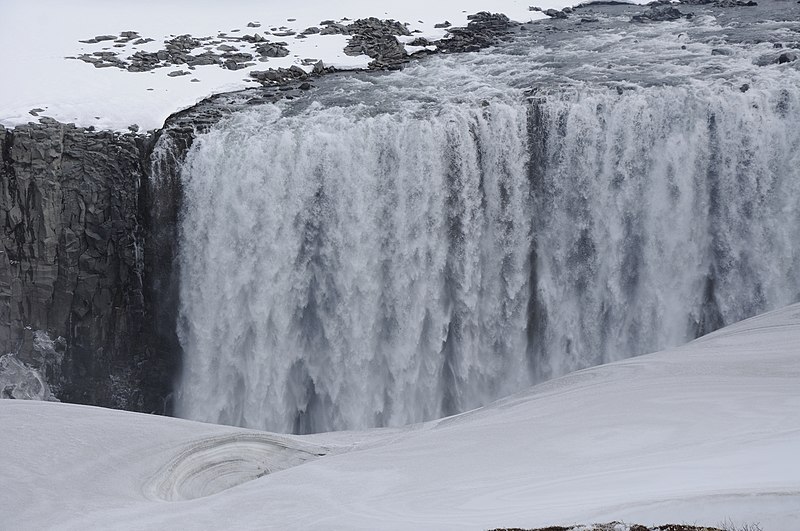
(147, 433, 329, 501)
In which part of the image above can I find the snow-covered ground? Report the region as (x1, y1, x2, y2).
(2, 303, 798, 530)
(0, 0, 655, 132)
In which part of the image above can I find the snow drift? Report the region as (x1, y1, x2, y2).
(1, 303, 798, 530)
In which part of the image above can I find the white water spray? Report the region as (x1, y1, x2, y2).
(174, 20, 800, 433)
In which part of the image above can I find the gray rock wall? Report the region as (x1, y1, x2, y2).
(0, 119, 171, 412)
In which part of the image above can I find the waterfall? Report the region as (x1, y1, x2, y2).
(176, 101, 535, 433)
(174, 82, 800, 433)
(170, 12, 800, 432)
(528, 85, 800, 379)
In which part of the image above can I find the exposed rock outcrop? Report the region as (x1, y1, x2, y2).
(0, 119, 172, 412)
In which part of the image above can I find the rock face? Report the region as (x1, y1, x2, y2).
(0, 119, 173, 412)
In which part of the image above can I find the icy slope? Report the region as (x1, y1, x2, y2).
(2, 304, 799, 530)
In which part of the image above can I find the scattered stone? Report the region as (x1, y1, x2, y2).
(256, 42, 291, 58)
(242, 33, 267, 43)
(302, 27, 321, 35)
(128, 124, 139, 132)
(186, 52, 221, 67)
(299, 82, 311, 90)
(223, 60, 247, 70)
(29, 108, 45, 116)
(222, 52, 254, 63)
(79, 34, 117, 44)
(190, 78, 200, 82)
(434, 21, 452, 28)
(167, 70, 190, 77)
(247, 22, 261, 28)
(740, 83, 750, 92)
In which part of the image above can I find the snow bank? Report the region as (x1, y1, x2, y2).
(1, 303, 798, 530)
(0, 0, 651, 132)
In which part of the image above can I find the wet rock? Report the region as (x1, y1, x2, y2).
(249, 66, 308, 85)
(754, 51, 798, 66)
(545, 9, 569, 19)
(434, 21, 451, 28)
(631, 5, 690, 22)
(714, 0, 757, 6)
(436, 13, 515, 54)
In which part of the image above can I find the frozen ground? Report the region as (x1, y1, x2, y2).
(0, 0, 657, 132)
(1, 304, 798, 530)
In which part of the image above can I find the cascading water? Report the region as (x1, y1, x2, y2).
(173, 12, 800, 433)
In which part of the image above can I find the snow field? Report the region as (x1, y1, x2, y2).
(1, 303, 798, 529)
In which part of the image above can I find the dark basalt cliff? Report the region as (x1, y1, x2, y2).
(0, 119, 175, 412)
